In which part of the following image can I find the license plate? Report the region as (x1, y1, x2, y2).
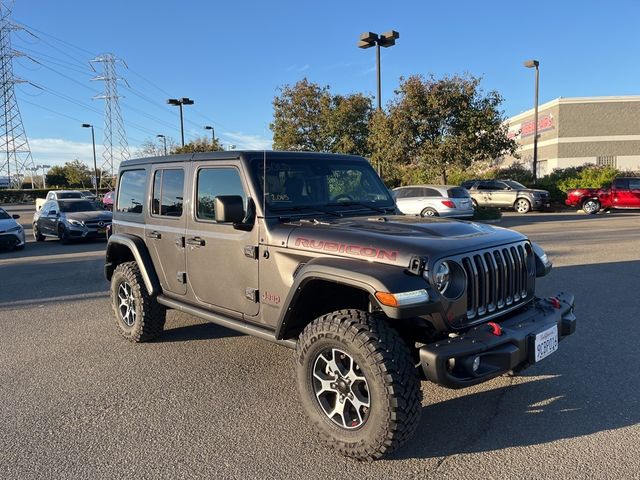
(534, 325, 558, 362)
(98, 228, 106, 234)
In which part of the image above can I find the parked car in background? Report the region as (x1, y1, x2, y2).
(0, 207, 25, 250)
(464, 180, 550, 214)
(33, 199, 112, 243)
(80, 190, 98, 201)
(35, 190, 84, 211)
(393, 185, 474, 218)
(565, 177, 640, 214)
(102, 191, 114, 210)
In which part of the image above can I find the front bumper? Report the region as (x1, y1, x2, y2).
(532, 197, 551, 210)
(419, 292, 576, 388)
(0, 230, 25, 248)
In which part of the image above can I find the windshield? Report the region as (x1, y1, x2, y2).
(0, 208, 10, 220)
(251, 157, 394, 215)
(59, 200, 103, 212)
(504, 180, 526, 189)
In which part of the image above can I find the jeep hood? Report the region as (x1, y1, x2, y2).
(280, 215, 527, 267)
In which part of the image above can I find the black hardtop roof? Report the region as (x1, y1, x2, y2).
(119, 150, 367, 168)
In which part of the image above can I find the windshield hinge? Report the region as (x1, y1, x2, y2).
(407, 256, 428, 276)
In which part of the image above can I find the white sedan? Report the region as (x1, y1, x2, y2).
(0, 207, 25, 250)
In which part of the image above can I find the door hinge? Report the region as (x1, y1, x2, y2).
(244, 245, 259, 259)
(245, 288, 259, 302)
(177, 271, 187, 284)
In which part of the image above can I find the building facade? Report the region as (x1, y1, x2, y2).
(503, 96, 640, 176)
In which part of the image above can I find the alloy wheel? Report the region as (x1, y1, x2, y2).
(117, 281, 137, 327)
(312, 348, 370, 430)
(515, 199, 530, 213)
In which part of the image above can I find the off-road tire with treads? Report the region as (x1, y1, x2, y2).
(110, 261, 166, 342)
(295, 309, 422, 460)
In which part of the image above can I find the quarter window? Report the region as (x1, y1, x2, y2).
(152, 169, 184, 217)
(196, 168, 246, 221)
(117, 170, 147, 214)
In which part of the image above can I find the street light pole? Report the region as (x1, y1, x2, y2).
(167, 98, 195, 147)
(524, 59, 540, 183)
(156, 134, 167, 155)
(82, 123, 99, 196)
(205, 125, 215, 146)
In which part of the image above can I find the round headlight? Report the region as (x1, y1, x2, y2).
(434, 262, 450, 293)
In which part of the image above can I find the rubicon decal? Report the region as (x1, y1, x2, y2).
(295, 237, 398, 261)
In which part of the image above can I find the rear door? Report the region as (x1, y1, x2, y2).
(628, 178, 640, 207)
(611, 178, 631, 207)
(491, 181, 515, 207)
(145, 164, 188, 295)
(185, 162, 259, 316)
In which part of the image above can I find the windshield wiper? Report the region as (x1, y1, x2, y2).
(326, 202, 394, 214)
(270, 205, 343, 217)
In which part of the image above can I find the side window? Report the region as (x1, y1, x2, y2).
(151, 169, 184, 217)
(477, 181, 492, 190)
(612, 179, 628, 189)
(423, 188, 441, 197)
(628, 178, 640, 190)
(117, 170, 147, 214)
(47, 192, 54, 200)
(494, 181, 508, 190)
(393, 189, 407, 199)
(196, 168, 246, 221)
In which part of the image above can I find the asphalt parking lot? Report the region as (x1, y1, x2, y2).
(1, 205, 639, 479)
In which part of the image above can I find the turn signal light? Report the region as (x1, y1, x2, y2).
(375, 289, 429, 307)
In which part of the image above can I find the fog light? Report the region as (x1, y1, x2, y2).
(447, 358, 456, 372)
(472, 356, 481, 372)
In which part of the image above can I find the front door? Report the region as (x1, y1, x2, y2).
(185, 162, 259, 316)
(145, 165, 187, 295)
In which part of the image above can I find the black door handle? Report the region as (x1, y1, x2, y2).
(146, 231, 161, 239)
(186, 237, 205, 246)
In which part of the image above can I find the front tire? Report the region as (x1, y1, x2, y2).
(514, 198, 531, 214)
(582, 198, 600, 215)
(33, 223, 45, 242)
(295, 309, 422, 460)
(110, 261, 166, 342)
(58, 224, 70, 244)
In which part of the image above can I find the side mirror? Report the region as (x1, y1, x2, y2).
(214, 195, 245, 223)
(12, 214, 20, 219)
(48, 209, 57, 216)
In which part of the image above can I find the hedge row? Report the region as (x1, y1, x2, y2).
(0, 188, 111, 205)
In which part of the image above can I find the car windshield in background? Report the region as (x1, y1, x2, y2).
(447, 187, 470, 198)
(0, 208, 10, 219)
(251, 158, 394, 214)
(59, 200, 103, 212)
(504, 180, 526, 189)
(58, 192, 83, 199)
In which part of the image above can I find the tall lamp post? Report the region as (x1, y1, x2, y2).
(156, 134, 167, 155)
(204, 125, 215, 146)
(37, 164, 51, 189)
(167, 97, 195, 147)
(82, 123, 99, 197)
(358, 30, 399, 111)
(523, 59, 540, 183)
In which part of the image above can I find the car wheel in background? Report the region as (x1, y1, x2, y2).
(471, 199, 478, 208)
(33, 223, 45, 242)
(514, 198, 531, 214)
(582, 199, 600, 215)
(420, 207, 438, 217)
(58, 224, 70, 244)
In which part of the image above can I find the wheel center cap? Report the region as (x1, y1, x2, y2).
(336, 378, 350, 395)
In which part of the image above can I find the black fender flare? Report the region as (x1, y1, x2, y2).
(275, 257, 430, 340)
(105, 233, 162, 296)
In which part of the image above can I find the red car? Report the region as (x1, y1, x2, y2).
(102, 191, 114, 211)
(566, 177, 640, 214)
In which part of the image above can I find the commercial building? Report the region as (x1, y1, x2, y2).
(502, 96, 640, 176)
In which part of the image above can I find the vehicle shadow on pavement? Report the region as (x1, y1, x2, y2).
(393, 259, 640, 460)
(158, 319, 241, 343)
(499, 211, 640, 228)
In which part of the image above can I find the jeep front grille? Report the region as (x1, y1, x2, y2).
(460, 243, 533, 321)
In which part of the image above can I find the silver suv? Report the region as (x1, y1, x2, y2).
(464, 180, 550, 213)
(105, 151, 576, 460)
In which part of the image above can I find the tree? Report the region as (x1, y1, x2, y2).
(134, 136, 179, 157)
(64, 159, 91, 187)
(171, 136, 224, 154)
(46, 165, 68, 188)
(370, 74, 518, 185)
(270, 78, 373, 156)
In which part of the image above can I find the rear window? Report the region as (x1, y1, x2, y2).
(58, 192, 83, 199)
(117, 170, 147, 214)
(59, 200, 102, 212)
(447, 187, 470, 198)
(628, 178, 640, 190)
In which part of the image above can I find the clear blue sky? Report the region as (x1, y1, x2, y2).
(9, 0, 640, 166)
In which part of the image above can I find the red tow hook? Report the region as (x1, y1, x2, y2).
(487, 322, 502, 336)
(549, 297, 562, 309)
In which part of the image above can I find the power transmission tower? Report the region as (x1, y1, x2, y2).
(90, 53, 129, 187)
(0, 0, 36, 188)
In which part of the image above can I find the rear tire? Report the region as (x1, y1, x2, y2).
(295, 309, 422, 460)
(420, 207, 438, 217)
(514, 198, 531, 214)
(110, 261, 166, 342)
(582, 199, 600, 215)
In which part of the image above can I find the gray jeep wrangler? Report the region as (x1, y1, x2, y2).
(105, 151, 576, 460)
